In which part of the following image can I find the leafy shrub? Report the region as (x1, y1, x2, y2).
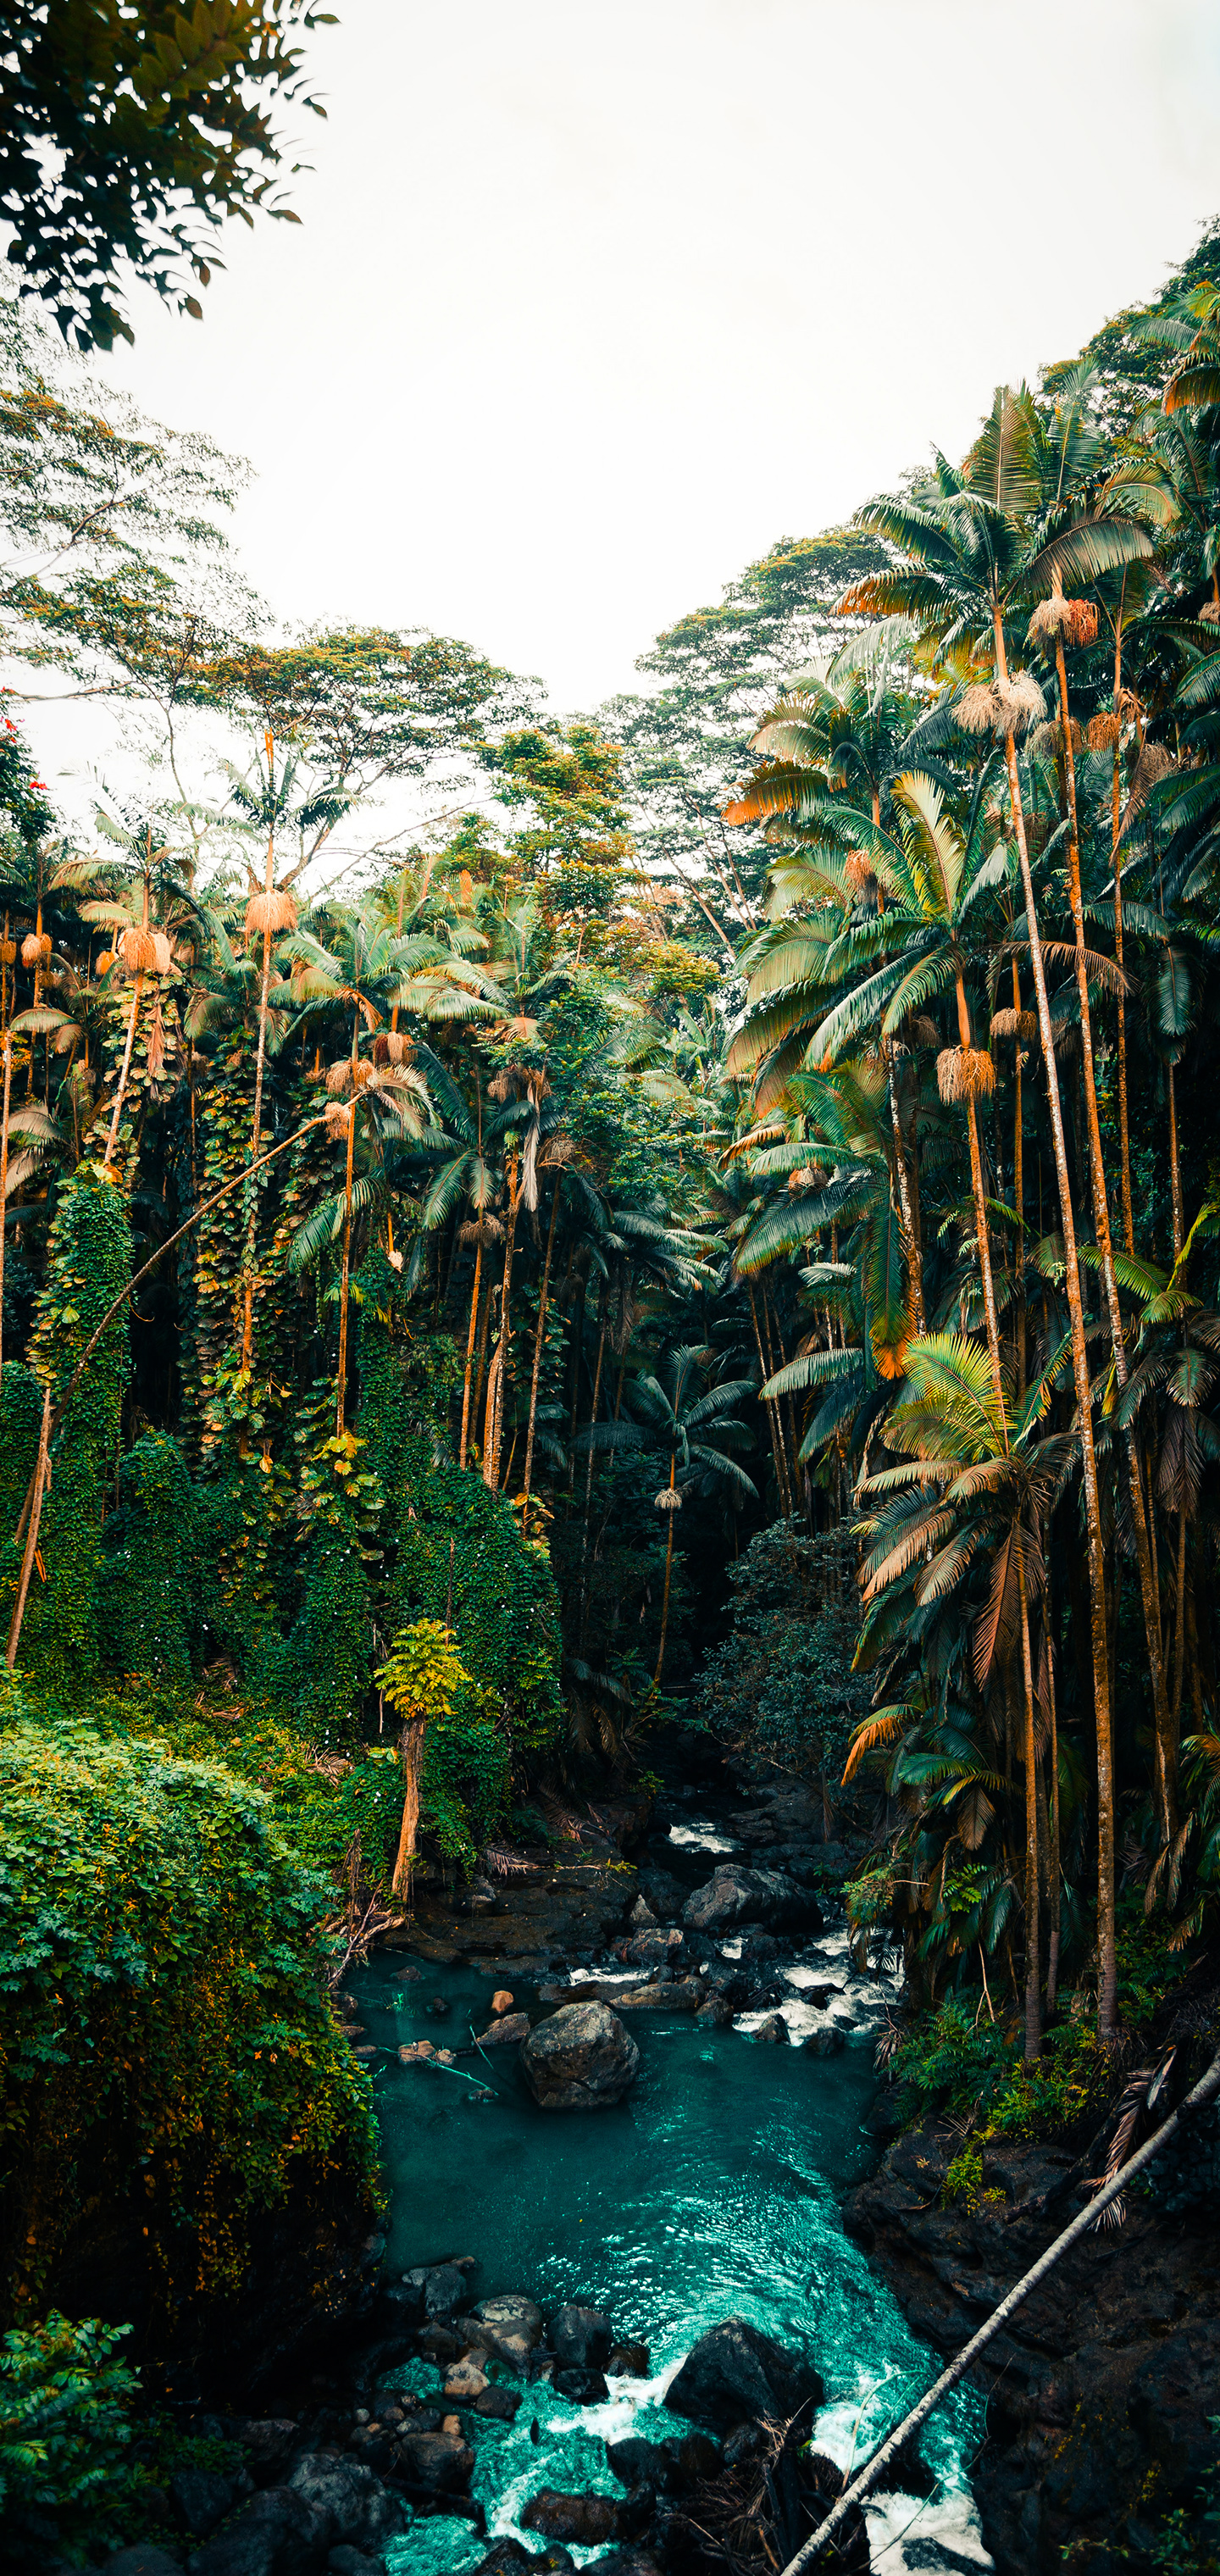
(0, 1711, 378, 2327)
(696, 1518, 869, 1779)
(0, 2311, 136, 2560)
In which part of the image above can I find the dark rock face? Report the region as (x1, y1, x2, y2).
(663, 2318, 824, 2432)
(474, 2383, 523, 2419)
(552, 2365, 610, 2403)
(106, 2551, 187, 2576)
(616, 1928, 685, 1972)
(846, 2109, 1220, 2572)
(186, 2485, 330, 2576)
(170, 2466, 236, 2535)
(468, 2292, 545, 2369)
(520, 2004, 640, 2110)
(474, 2012, 530, 2047)
(681, 1865, 823, 1936)
(752, 2012, 789, 2045)
(229, 2421, 302, 2487)
(397, 2427, 475, 2492)
(550, 2305, 614, 2367)
(286, 2452, 411, 2548)
(521, 2488, 618, 2543)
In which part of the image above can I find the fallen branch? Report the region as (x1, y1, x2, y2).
(779, 2040, 1220, 2573)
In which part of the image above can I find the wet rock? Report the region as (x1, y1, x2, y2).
(753, 2012, 789, 2043)
(424, 1996, 452, 2018)
(474, 2383, 522, 2420)
(186, 2486, 330, 2576)
(402, 2260, 469, 2318)
(287, 2454, 412, 2549)
(802, 2026, 846, 2057)
(520, 2003, 639, 2110)
(696, 1994, 735, 2026)
(614, 1976, 703, 2012)
(552, 2365, 611, 2402)
(664, 2318, 824, 2431)
(583, 2554, 663, 2576)
(868, 2431, 937, 2498)
(229, 2421, 301, 2486)
(521, 2489, 618, 2544)
(607, 2340, 650, 2376)
(397, 2428, 475, 2492)
(628, 1896, 657, 1929)
(467, 2292, 544, 2368)
(491, 1988, 516, 2012)
(682, 1865, 822, 1936)
(474, 2012, 530, 2047)
(377, 2277, 425, 2325)
(722, 2424, 760, 2468)
(636, 1869, 685, 1920)
(443, 2360, 489, 2398)
(470, 2545, 575, 2574)
(549, 2304, 614, 2367)
(171, 2468, 236, 2536)
(105, 2552, 186, 2576)
(327, 2552, 385, 2576)
(615, 1927, 684, 1971)
(417, 2323, 465, 2363)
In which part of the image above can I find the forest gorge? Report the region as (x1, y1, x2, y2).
(2, 37, 1220, 2568)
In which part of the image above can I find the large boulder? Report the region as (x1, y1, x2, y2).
(615, 1927, 685, 1972)
(663, 2318, 824, 2432)
(187, 2486, 330, 2576)
(549, 2305, 614, 2368)
(522, 2490, 619, 2544)
(397, 2427, 475, 2492)
(287, 2453, 412, 2550)
(520, 2003, 639, 2111)
(468, 2291, 544, 2368)
(682, 1866, 822, 1936)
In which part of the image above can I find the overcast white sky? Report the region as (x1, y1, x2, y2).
(83, 0, 1220, 720)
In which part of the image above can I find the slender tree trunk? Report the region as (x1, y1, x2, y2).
(104, 969, 145, 1168)
(954, 969, 1005, 1416)
(748, 1281, 791, 1513)
(459, 1232, 484, 1469)
(5, 1383, 50, 1669)
(391, 1717, 426, 1902)
(580, 1298, 608, 1603)
(335, 1092, 358, 1441)
(1012, 963, 1026, 1406)
(654, 1451, 677, 1686)
(484, 1171, 519, 1494)
(1045, 1620, 1062, 2019)
(472, 1276, 493, 1455)
(0, 1029, 11, 1379)
(1057, 638, 1177, 1842)
(994, 609, 1117, 2040)
(1018, 1532, 1040, 2061)
(522, 1173, 562, 1518)
(1112, 628, 1135, 1256)
(885, 1039, 925, 1331)
(1167, 1058, 1184, 1258)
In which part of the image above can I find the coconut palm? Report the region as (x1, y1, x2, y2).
(608, 1345, 757, 1686)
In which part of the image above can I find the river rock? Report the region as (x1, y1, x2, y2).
(397, 2428, 475, 2492)
(328, 2552, 387, 2576)
(583, 2555, 663, 2575)
(607, 2339, 649, 2376)
(474, 2384, 522, 2419)
(287, 2454, 412, 2549)
(170, 2467, 236, 2535)
(443, 2360, 489, 2398)
(696, 1995, 735, 2026)
(552, 2365, 611, 2402)
(753, 2012, 789, 2044)
(615, 1927, 684, 1971)
(663, 2318, 824, 2431)
(549, 2304, 614, 2367)
(229, 2421, 301, 2485)
(628, 1896, 657, 1929)
(471, 2545, 576, 2573)
(521, 2489, 618, 2544)
(186, 2485, 330, 2576)
(402, 2260, 468, 2318)
(467, 2291, 544, 2368)
(491, 1989, 515, 2012)
(802, 2027, 845, 2057)
(613, 1977, 702, 2012)
(475, 2012, 530, 2046)
(520, 2003, 639, 2110)
(636, 1868, 685, 1920)
(682, 1865, 822, 1935)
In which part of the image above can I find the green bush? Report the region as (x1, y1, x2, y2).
(697, 1519, 869, 1776)
(0, 2311, 137, 2560)
(101, 1432, 199, 1682)
(0, 1708, 378, 2329)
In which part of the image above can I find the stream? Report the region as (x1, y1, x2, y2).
(355, 1821, 994, 2576)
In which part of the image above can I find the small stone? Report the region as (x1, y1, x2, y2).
(491, 1989, 515, 2013)
(474, 2012, 530, 2048)
(753, 2012, 789, 2044)
(521, 2488, 618, 2544)
(441, 2412, 463, 2434)
(444, 2362, 489, 2399)
(607, 2341, 650, 2378)
(474, 2384, 522, 2420)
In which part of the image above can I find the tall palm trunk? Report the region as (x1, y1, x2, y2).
(580, 1292, 608, 1613)
(391, 1716, 426, 1902)
(1167, 1058, 1184, 1257)
(0, 1024, 11, 1378)
(654, 1450, 678, 1686)
(241, 757, 279, 1371)
(1017, 1532, 1040, 2062)
(484, 1160, 519, 1494)
(459, 1230, 485, 1468)
(1056, 639, 1178, 1843)
(1045, 1622, 1062, 2019)
(953, 967, 1005, 1418)
(885, 1040, 925, 1333)
(1111, 624, 1135, 1256)
(1012, 964, 1026, 1406)
(993, 609, 1117, 2040)
(747, 1281, 791, 1513)
(521, 1173, 562, 1520)
(335, 1079, 358, 1442)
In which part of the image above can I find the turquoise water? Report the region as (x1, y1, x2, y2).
(356, 1951, 992, 2576)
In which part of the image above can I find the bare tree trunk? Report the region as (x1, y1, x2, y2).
(459, 1233, 484, 1469)
(747, 1281, 791, 1513)
(5, 1383, 50, 1669)
(484, 1171, 519, 1495)
(1012, 963, 1026, 1406)
(654, 1451, 678, 1686)
(522, 1174, 562, 1519)
(1112, 630, 1135, 1256)
(391, 1717, 426, 1901)
(0, 1029, 11, 1379)
(994, 610, 1116, 2040)
(336, 1091, 358, 1441)
(1167, 1058, 1184, 1259)
(885, 1038, 925, 1331)
(1018, 1534, 1040, 2062)
(104, 969, 145, 1169)
(954, 969, 1005, 1417)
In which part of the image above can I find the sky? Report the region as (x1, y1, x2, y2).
(60, 1, 1220, 726)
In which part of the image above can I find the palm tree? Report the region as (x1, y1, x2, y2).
(610, 1346, 757, 1686)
